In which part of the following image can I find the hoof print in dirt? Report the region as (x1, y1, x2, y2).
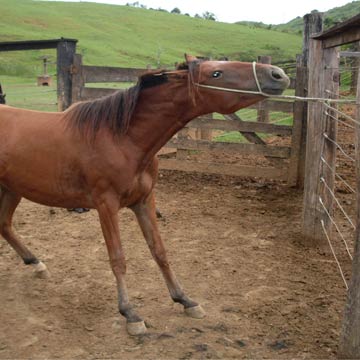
(269, 340, 289, 350)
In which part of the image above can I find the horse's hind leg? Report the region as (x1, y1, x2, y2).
(0, 186, 49, 278)
(131, 192, 205, 319)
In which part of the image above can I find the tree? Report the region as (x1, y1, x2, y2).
(171, 7, 181, 14)
(202, 11, 217, 21)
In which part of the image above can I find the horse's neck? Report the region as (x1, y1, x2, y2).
(127, 84, 205, 167)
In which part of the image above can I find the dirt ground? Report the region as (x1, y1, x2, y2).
(0, 169, 352, 359)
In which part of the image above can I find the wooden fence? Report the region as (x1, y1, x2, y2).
(71, 54, 303, 184)
(299, 12, 360, 357)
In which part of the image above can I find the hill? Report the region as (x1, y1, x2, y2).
(236, 1, 360, 34)
(0, 0, 301, 77)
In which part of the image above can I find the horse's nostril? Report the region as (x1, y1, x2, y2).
(271, 70, 283, 80)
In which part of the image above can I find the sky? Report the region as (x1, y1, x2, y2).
(67, 0, 353, 24)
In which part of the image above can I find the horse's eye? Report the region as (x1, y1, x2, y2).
(212, 71, 222, 78)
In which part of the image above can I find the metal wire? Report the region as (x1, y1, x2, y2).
(325, 111, 355, 130)
(320, 177, 356, 230)
(319, 197, 353, 260)
(320, 156, 356, 194)
(323, 133, 356, 163)
(320, 219, 349, 290)
(324, 103, 360, 127)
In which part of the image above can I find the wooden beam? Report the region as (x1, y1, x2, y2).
(322, 28, 360, 49)
(83, 65, 148, 83)
(249, 99, 294, 113)
(338, 58, 360, 360)
(159, 158, 288, 180)
(57, 40, 77, 111)
(80, 87, 119, 100)
(302, 39, 339, 246)
(0, 38, 77, 51)
(166, 138, 291, 158)
(291, 13, 323, 188)
(341, 51, 360, 58)
(187, 117, 292, 135)
(71, 54, 84, 104)
(312, 13, 360, 48)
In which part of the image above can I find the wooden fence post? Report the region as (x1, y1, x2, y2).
(71, 54, 84, 104)
(257, 55, 271, 123)
(338, 67, 360, 359)
(292, 13, 323, 187)
(302, 38, 339, 246)
(57, 39, 77, 111)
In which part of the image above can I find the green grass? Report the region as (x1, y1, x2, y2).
(1, 75, 58, 111)
(0, 0, 302, 78)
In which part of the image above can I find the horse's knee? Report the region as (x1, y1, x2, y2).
(153, 247, 169, 268)
(110, 257, 126, 276)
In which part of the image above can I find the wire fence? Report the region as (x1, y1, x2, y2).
(317, 62, 358, 289)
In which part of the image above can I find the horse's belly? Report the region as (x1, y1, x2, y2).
(0, 160, 93, 208)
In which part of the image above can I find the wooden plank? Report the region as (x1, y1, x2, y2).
(80, 87, 119, 101)
(257, 56, 271, 123)
(302, 38, 339, 246)
(288, 63, 307, 186)
(312, 13, 360, 48)
(224, 113, 266, 144)
(187, 117, 293, 135)
(338, 54, 360, 360)
(166, 138, 291, 158)
(0, 38, 77, 51)
(340, 51, 360, 58)
(158, 158, 288, 180)
(57, 40, 77, 111)
(83, 66, 147, 83)
(71, 54, 84, 104)
(223, 113, 288, 168)
(292, 13, 323, 188)
(248, 99, 294, 113)
(321, 28, 360, 48)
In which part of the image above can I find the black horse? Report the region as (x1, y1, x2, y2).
(0, 84, 6, 104)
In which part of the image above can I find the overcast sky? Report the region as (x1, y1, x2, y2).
(68, 0, 353, 24)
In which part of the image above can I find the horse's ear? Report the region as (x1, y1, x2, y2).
(184, 54, 198, 63)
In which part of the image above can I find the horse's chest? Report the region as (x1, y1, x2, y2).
(121, 172, 155, 207)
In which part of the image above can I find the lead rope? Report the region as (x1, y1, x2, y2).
(195, 61, 356, 104)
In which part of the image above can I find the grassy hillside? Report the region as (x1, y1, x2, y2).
(0, 0, 302, 78)
(237, 1, 360, 34)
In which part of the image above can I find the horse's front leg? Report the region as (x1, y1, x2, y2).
(95, 193, 146, 336)
(131, 192, 205, 319)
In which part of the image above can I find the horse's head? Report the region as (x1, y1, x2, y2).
(184, 54, 290, 114)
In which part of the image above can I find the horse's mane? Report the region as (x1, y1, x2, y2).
(65, 60, 205, 139)
(65, 70, 171, 138)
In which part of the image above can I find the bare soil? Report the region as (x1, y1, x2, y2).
(0, 170, 350, 359)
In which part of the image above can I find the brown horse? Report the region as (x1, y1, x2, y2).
(0, 55, 289, 335)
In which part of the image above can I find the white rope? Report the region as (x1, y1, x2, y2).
(320, 177, 356, 230)
(319, 197, 353, 260)
(194, 62, 357, 104)
(320, 219, 349, 290)
(321, 156, 356, 194)
(323, 133, 356, 163)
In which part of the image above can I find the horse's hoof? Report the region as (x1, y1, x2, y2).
(127, 321, 147, 336)
(185, 305, 206, 319)
(33, 261, 50, 279)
